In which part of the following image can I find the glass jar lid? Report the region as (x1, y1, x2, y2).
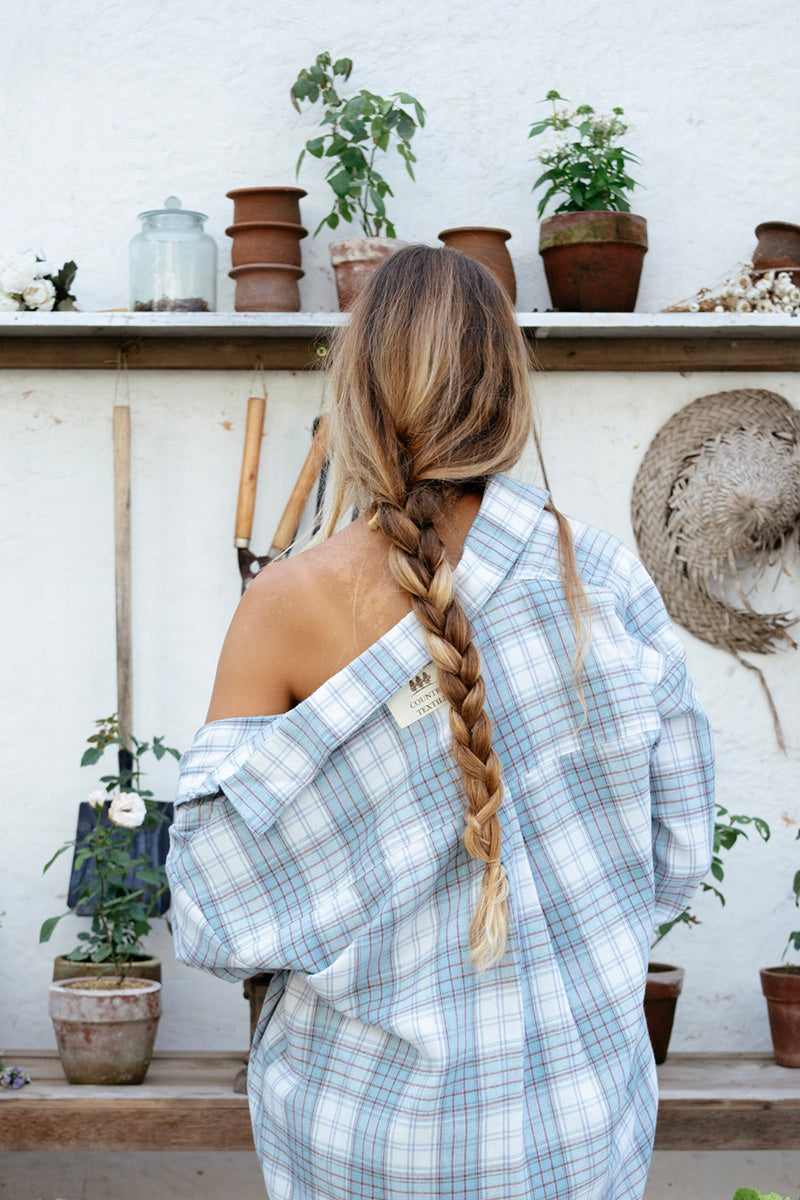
(136, 195, 208, 222)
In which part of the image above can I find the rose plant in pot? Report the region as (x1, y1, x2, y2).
(40, 715, 180, 1084)
(646, 805, 770, 1064)
(290, 50, 425, 310)
(760, 830, 800, 1068)
(529, 90, 646, 312)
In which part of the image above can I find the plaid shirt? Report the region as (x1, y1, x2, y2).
(168, 474, 714, 1200)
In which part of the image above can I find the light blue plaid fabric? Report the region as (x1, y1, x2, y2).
(167, 474, 714, 1200)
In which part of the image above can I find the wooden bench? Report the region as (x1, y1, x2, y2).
(1, 1051, 798, 1152)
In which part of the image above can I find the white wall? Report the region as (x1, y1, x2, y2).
(2, 3, 799, 1198)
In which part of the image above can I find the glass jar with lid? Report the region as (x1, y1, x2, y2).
(130, 196, 217, 311)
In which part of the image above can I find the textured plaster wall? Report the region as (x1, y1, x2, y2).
(2, 2, 799, 1199)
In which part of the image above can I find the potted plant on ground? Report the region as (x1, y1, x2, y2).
(760, 831, 800, 1068)
(646, 805, 770, 1063)
(290, 50, 425, 309)
(41, 715, 180, 1084)
(529, 90, 646, 311)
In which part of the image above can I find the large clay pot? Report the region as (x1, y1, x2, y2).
(760, 965, 800, 1067)
(52, 954, 161, 984)
(437, 227, 516, 303)
(329, 237, 407, 311)
(643, 962, 684, 1064)
(226, 221, 308, 268)
(49, 976, 162, 1085)
(752, 221, 800, 286)
(539, 211, 648, 312)
(229, 263, 304, 312)
(226, 187, 306, 226)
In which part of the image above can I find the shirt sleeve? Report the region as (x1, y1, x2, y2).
(618, 548, 716, 926)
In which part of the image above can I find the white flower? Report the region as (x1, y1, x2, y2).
(688, 302, 700, 312)
(745, 287, 760, 302)
(108, 790, 146, 829)
(87, 789, 107, 810)
(22, 277, 55, 311)
(0, 250, 40, 295)
(0, 291, 21, 311)
(736, 275, 751, 290)
(741, 259, 754, 271)
(755, 298, 776, 312)
(735, 299, 752, 312)
(713, 304, 725, 312)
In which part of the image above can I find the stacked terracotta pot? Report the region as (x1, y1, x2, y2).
(226, 188, 307, 311)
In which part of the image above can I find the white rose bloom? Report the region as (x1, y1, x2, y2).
(87, 788, 107, 809)
(108, 790, 147, 829)
(0, 291, 21, 311)
(0, 250, 40, 295)
(22, 277, 56, 311)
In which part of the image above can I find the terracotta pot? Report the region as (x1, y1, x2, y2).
(49, 976, 162, 1085)
(329, 237, 407, 311)
(437, 227, 516, 303)
(539, 211, 648, 312)
(52, 954, 161, 984)
(643, 962, 684, 1064)
(226, 187, 306, 226)
(229, 263, 304, 312)
(752, 221, 800, 286)
(226, 221, 308, 268)
(760, 965, 800, 1067)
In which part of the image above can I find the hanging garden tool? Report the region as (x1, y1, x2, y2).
(235, 408, 328, 593)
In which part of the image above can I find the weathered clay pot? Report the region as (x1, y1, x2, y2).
(229, 263, 304, 312)
(52, 954, 161, 984)
(226, 187, 306, 226)
(226, 221, 308, 268)
(643, 962, 684, 1064)
(329, 237, 407, 311)
(49, 976, 162, 1085)
(752, 221, 800, 286)
(438, 227, 516, 303)
(539, 211, 648, 312)
(760, 965, 800, 1068)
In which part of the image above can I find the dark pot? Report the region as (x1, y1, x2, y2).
(760, 965, 800, 1068)
(644, 962, 684, 1064)
(539, 211, 648, 312)
(226, 221, 308, 268)
(752, 221, 800, 286)
(226, 187, 306, 226)
(229, 263, 304, 312)
(437, 227, 516, 303)
(328, 237, 407, 311)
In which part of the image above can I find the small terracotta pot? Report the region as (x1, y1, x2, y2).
(226, 187, 306, 226)
(52, 954, 161, 984)
(760, 965, 800, 1068)
(643, 962, 684, 1064)
(438, 227, 516, 303)
(329, 237, 407, 311)
(752, 221, 800, 286)
(49, 976, 162, 1085)
(226, 221, 308, 268)
(539, 211, 648, 312)
(229, 263, 304, 312)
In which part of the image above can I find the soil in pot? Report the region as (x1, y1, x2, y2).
(437, 227, 516, 303)
(539, 211, 648, 312)
(760, 965, 800, 1067)
(52, 953, 161, 984)
(229, 263, 304, 312)
(49, 976, 162, 1085)
(329, 237, 407, 311)
(643, 962, 684, 1064)
(226, 221, 308, 268)
(226, 187, 306, 226)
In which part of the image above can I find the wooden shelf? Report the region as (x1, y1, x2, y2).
(0, 312, 797, 370)
(1, 1051, 798, 1152)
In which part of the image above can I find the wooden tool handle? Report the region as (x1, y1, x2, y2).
(269, 416, 329, 556)
(234, 396, 266, 545)
(113, 405, 132, 744)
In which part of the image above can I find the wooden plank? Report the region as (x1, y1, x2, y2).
(530, 336, 800, 372)
(0, 336, 329, 370)
(654, 1104, 800, 1150)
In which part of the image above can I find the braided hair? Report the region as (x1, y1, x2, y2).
(321, 245, 586, 969)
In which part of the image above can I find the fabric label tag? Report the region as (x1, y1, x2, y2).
(387, 663, 448, 729)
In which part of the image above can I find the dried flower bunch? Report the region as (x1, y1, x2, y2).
(0, 250, 76, 311)
(667, 261, 800, 314)
(529, 89, 640, 218)
(0, 1054, 31, 1090)
(40, 715, 180, 983)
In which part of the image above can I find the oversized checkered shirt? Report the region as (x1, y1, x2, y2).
(168, 474, 715, 1200)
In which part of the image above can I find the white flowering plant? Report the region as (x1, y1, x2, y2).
(666, 261, 800, 315)
(0, 249, 77, 312)
(39, 715, 180, 984)
(529, 89, 640, 219)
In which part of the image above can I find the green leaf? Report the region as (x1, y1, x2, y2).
(39, 914, 66, 943)
(333, 57, 353, 78)
(306, 136, 325, 159)
(528, 122, 549, 138)
(793, 870, 800, 904)
(395, 112, 416, 142)
(81, 747, 104, 767)
(328, 170, 353, 198)
(42, 842, 74, 874)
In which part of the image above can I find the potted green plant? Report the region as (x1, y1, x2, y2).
(41, 715, 180, 1084)
(760, 830, 800, 1068)
(290, 50, 425, 309)
(529, 89, 647, 311)
(732, 1191, 790, 1200)
(646, 805, 770, 1064)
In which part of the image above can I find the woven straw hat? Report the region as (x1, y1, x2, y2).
(631, 389, 800, 743)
